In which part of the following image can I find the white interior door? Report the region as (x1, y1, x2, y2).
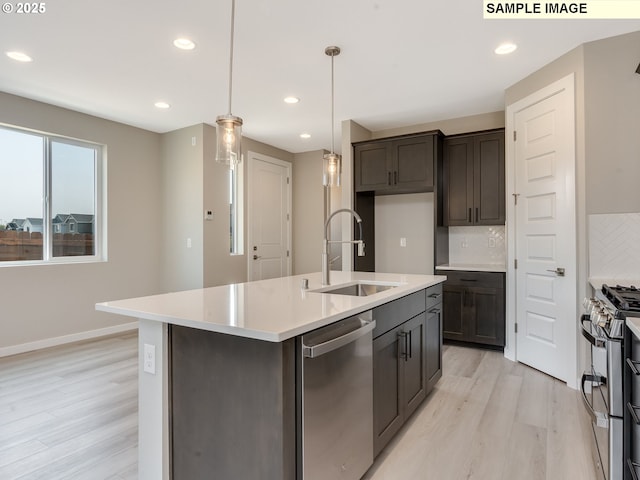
(248, 153, 291, 281)
(512, 75, 576, 384)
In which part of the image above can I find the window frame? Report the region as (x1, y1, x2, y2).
(0, 123, 106, 266)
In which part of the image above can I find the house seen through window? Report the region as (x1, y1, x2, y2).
(0, 125, 104, 264)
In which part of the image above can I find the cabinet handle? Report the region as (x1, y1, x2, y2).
(475, 207, 479, 223)
(394, 171, 398, 185)
(408, 330, 412, 359)
(460, 279, 478, 282)
(388, 171, 391, 186)
(428, 293, 442, 299)
(398, 332, 408, 361)
(468, 208, 472, 223)
(428, 307, 441, 314)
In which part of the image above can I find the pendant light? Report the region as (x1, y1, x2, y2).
(216, 0, 243, 167)
(323, 46, 341, 187)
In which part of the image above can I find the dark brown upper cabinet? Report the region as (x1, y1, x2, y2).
(354, 132, 440, 195)
(443, 130, 505, 226)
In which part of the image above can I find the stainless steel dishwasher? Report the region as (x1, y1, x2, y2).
(298, 310, 375, 480)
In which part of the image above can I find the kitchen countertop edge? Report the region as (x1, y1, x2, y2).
(627, 317, 640, 340)
(96, 272, 446, 342)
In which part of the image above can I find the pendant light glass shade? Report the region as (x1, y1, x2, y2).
(323, 152, 341, 187)
(323, 46, 341, 187)
(216, 0, 243, 167)
(216, 114, 243, 166)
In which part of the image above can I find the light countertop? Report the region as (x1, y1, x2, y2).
(589, 277, 640, 291)
(627, 317, 640, 340)
(436, 263, 506, 273)
(96, 271, 446, 342)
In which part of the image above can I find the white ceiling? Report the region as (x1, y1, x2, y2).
(1, 0, 638, 153)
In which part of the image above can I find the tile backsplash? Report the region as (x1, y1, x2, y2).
(448, 226, 506, 265)
(589, 213, 640, 279)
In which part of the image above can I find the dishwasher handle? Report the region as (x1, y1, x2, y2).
(302, 318, 376, 358)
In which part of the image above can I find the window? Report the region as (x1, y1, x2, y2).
(0, 125, 104, 264)
(229, 163, 243, 255)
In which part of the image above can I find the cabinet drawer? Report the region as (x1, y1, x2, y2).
(373, 290, 426, 338)
(442, 270, 504, 289)
(426, 283, 443, 309)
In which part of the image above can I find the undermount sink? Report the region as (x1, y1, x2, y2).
(314, 282, 399, 297)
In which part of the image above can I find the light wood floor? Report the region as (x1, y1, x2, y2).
(0, 333, 138, 480)
(364, 344, 598, 480)
(0, 333, 598, 479)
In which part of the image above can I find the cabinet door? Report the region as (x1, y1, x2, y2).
(474, 132, 505, 225)
(425, 304, 442, 393)
(402, 313, 427, 420)
(354, 142, 392, 192)
(442, 284, 466, 341)
(443, 137, 473, 226)
(373, 326, 404, 457)
(467, 286, 506, 347)
(392, 135, 434, 192)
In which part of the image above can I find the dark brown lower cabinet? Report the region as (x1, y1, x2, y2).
(373, 284, 443, 457)
(442, 270, 505, 348)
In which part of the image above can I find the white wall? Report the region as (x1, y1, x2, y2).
(0, 92, 163, 353)
(374, 193, 434, 274)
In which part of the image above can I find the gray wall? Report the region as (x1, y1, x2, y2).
(0, 92, 163, 350)
(375, 193, 434, 274)
(161, 125, 205, 292)
(204, 126, 294, 287)
(373, 111, 505, 138)
(160, 123, 294, 291)
(584, 30, 640, 214)
(292, 150, 325, 275)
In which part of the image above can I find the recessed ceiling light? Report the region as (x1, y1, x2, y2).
(284, 96, 300, 104)
(300, 133, 311, 139)
(154, 101, 171, 109)
(6, 51, 32, 62)
(494, 43, 517, 55)
(173, 38, 196, 50)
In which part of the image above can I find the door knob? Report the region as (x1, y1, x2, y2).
(253, 255, 262, 260)
(547, 267, 565, 276)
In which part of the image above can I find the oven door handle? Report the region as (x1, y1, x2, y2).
(580, 372, 609, 428)
(580, 315, 606, 348)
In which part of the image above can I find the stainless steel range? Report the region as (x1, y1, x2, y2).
(581, 285, 640, 480)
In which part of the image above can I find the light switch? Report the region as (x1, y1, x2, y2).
(187, 238, 192, 249)
(400, 237, 407, 247)
(205, 211, 214, 221)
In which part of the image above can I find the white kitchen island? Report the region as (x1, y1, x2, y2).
(96, 271, 446, 480)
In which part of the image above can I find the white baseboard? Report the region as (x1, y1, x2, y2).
(0, 322, 139, 358)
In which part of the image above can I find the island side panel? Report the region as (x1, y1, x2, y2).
(138, 319, 171, 480)
(170, 324, 296, 480)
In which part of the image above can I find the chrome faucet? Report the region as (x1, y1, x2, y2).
(322, 208, 365, 285)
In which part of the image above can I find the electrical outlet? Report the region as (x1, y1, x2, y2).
(461, 238, 468, 248)
(143, 344, 156, 375)
(204, 210, 214, 221)
(488, 237, 496, 248)
(400, 237, 407, 247)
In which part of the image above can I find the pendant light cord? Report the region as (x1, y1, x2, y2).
(227, 0, 236, 115)
(330, 52, 335, 155)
